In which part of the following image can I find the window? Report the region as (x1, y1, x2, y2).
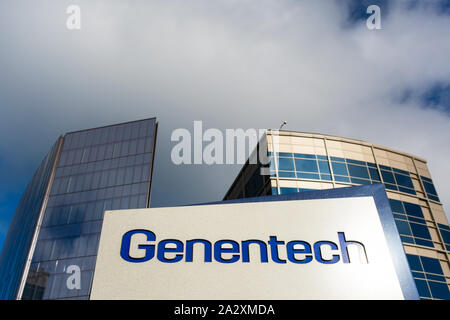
(331, 162, 348, 176)
(393, 201, 433, 248)
(406, 254, 422, 271)
(297, 173, 320, 180)
(398, 187, 416, 195)
(347, 164, 370, 179)
(350, 177, 371, 185)
(368, 168, 381, 182)
(410, 223, 432, 240)
(346, 159, 366, 166)
(278, 158, 295, 171)
(389, 199, 404, 214)
(278, 152, 293, 158)
(395, 219, 412, 236)
(420, 256, 443, 275)
(278, 171, 296, 178)
(334, 176, 350, 183)
(318, 161, 330, 174)
(269, 153, 435, 199)
(414, 279, 431, 298)
(421, 176, 440, 201)
(367, 162, 377, 168)
(378, 165, 416, 195)
(422, 182, 436, 195)
(294, 153, 316, 159)
(298, 188, 318, 192)
(279, 187, 298, 194)
(381, 170, 395, 184)
(428, 281, 450, 300)
(439, 227, 450, 246)
(403, 203, 424, 219)
(406, 254, 450, 299)
(401, 236, 414, 244)
(394, 173, 414, 189)
(295, 159, 318, 173)
(384, 183, 398, 191)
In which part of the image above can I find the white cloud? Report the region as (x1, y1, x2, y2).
(0, 0, 449, 220)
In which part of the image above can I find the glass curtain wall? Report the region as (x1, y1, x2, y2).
(21, 118, 156, 300)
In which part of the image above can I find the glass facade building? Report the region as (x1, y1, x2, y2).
(0, 118, 157, 300)
(224, 130, 450, 300)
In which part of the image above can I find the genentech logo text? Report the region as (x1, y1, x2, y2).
(120, 230, 369, 265)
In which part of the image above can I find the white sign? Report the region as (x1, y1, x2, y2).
(91, 197, 405, 299)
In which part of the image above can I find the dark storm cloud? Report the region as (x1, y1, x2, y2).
(1, 1, 450, 248)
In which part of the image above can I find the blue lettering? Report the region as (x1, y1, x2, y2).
(313, 241, 340, 264)
(338, 232, 368, 263)
(286, 241, 313, 264)
(242, 240, 269, 263)
(186, 239, 212, 262)
(214, 240, 240, 263)
(268, 236, 286, 264)
(119, 230, 368, 265)
(157, 239, 184, 263)
(120, 229, 156, 263)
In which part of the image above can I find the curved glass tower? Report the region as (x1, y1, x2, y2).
(0, 118, 157, 300)
(224, 130, 450, 300)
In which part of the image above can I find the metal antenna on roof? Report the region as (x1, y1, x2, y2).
(279, 121, 287, 130)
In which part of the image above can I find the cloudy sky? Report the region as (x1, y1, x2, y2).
(0, 0, 450, 249)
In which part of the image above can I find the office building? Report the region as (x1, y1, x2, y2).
(224, 130, 450, 300)
(0, 118, 157, 300)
